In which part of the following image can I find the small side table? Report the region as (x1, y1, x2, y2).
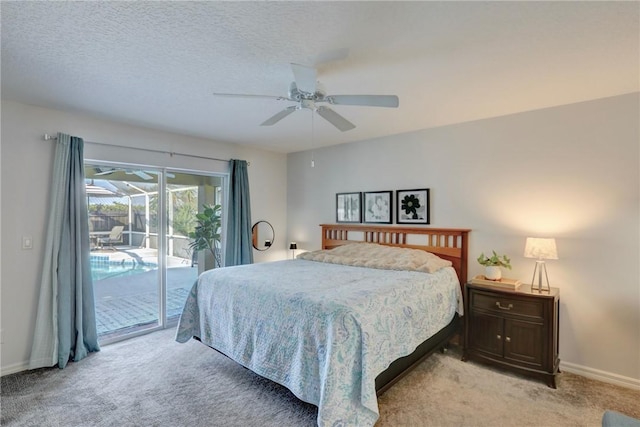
(462, 282, 560, 388)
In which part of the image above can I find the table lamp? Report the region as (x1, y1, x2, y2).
(524, 237, 558, 293)
(289, 242, 297, 259)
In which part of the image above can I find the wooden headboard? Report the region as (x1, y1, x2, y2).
(320, 224, 471, 286)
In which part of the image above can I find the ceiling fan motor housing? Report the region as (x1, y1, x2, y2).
(288, 81, 326, 104)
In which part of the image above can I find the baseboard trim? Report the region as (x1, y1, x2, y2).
(560, 361, 640, 390)
(1, 361, 30, 377)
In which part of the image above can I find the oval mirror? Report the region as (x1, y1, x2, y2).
(252, 221, 275, 251)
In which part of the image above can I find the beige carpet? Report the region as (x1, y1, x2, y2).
(378, 347, 639, 426)
(2, 328, 638, 426)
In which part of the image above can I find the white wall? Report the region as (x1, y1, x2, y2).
(0, 100, 288, 374)
(287, 93, 640, 387)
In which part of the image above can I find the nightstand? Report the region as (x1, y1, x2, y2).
(462, 282, 560, 388)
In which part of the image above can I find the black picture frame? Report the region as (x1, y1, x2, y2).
(363, 191, 393, 224)
(336, 192, 362, 223)
(396, 188, 430, 224)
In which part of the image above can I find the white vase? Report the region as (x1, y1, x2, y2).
(484, 266, 502, 281)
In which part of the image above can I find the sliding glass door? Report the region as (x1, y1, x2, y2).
(85, 162, 224, 342)
(165, 171, 224, 322)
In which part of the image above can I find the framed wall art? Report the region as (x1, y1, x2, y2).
(363, 191, 393, 224)
(396, 188, 430, 224)
(336, 192, 362, 223)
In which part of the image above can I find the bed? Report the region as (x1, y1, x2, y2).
(176, 224, 470, 426)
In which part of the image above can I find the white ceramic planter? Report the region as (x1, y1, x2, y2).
(484, 266, 502, 281)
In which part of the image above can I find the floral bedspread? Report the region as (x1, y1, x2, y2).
(176, 259, 461, 427)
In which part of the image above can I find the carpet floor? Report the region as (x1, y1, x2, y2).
(2, 328, 638, 426)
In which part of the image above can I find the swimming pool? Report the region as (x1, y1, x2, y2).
(91, 263, 157, 282)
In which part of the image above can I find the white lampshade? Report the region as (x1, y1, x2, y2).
(524, 238, 558, 260)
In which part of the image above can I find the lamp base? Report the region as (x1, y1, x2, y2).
(531, 260, 551, 293)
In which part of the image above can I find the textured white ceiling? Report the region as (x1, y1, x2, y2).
(2, 2, 638, 153)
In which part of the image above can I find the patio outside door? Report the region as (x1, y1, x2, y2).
(85, 163, 224, 343)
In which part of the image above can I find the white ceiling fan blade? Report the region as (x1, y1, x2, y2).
(326, 95, 399, 108)
(94, 169, 115, 176)
(146, 170, 175, 178)
(316, 106, 355, 132)
(213, 93, 291, 101)
(260, 106, 297, 126)
(133, 171, 153, 180)
(123, 170, 152, 180)
(290, 63, 317, 94)
(311, 48, 350, 66)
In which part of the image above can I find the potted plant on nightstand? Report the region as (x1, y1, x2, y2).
(477, 251, 512, 281)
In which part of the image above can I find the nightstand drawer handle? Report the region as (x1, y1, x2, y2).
(495, 302, 513, 310)
(496, 334, 502, 340)
(505, 336, 511, 342)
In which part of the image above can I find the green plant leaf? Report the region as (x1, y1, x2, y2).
(188, 204, 222, 267)
(477, 250, 512, 269)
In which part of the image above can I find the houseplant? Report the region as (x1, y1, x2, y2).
(189, 204, 222, 268)
(477, 250, 512, 280)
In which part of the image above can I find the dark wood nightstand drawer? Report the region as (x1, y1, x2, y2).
(471, 291, 544, 320)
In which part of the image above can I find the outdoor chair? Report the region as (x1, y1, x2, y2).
(97, 226, 124, 250)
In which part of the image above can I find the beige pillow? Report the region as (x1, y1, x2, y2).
(298, 243, 452, 274)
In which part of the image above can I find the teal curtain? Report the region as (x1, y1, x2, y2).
(224, 159, 253, 266)
(29, 133, 99, 369)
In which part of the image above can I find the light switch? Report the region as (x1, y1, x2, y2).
(22, 236, 33, 250)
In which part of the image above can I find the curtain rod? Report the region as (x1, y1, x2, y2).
(43, 134, 249, 165)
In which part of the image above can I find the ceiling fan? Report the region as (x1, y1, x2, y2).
(92, 167, 177, 181)
(214, 63, 399, 132)
(94, 167, 153, 180)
